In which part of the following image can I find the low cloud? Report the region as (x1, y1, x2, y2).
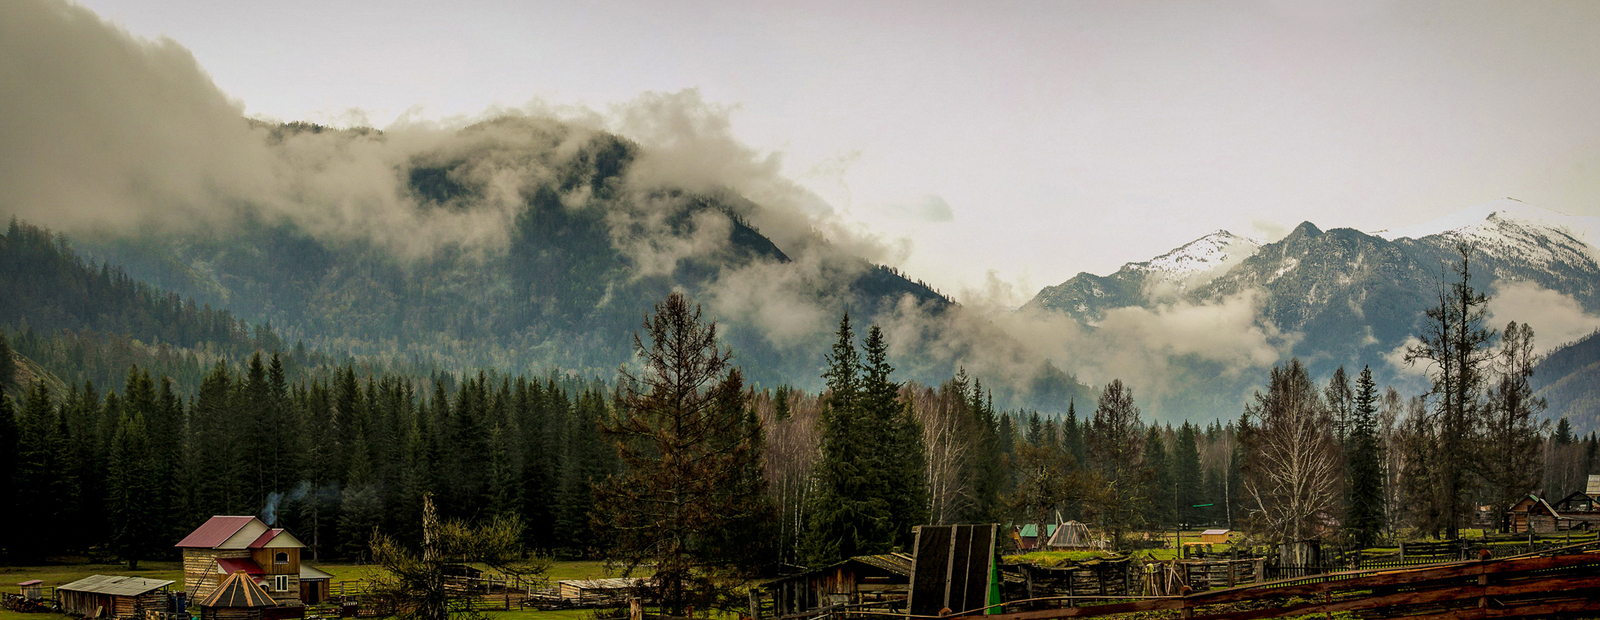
(1488, 280, 1600, 354)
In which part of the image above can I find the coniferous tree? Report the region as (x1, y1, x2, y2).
(807, 313, 892, 564)
(14, 382, 70, 562)
(1344, 366, 1385, 547)
(0, 392, 18, 559)
(861, 325, 926, 550)
(108, 402, 159, 568)
(1173, 422, 1203, 526)
(595, 292, 772, 614)
(1142, 426, 1171, 526)
(1086, 379, 1147, 547)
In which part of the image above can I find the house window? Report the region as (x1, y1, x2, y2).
(275, 552, 289, 565)
(275, 575, 288, 592)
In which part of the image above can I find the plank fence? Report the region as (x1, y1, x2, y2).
(958, 543, 1600, 620)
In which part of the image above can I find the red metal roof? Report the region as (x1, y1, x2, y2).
(175, 516, 258, 548)
(248, 529, 284, 549)
(215, 558, 264, 576)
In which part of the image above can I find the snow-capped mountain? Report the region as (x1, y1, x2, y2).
(1022, 230, 1261, 324)
(1025, 199, 1600, 422)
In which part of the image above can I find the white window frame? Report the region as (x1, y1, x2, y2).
(275, 575, 288, 592)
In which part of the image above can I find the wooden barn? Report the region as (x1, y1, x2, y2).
(177, 516, 327, 608)
(57, 575, 173, 619)
(761, 554, 914, 617)
(199, 572, 278, 620)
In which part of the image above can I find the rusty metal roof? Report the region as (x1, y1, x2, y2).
(176, 516, 259, 548)
(59, 575, 174, 597)
(216, 558, 264, 576)
(201, 572, 277, 608)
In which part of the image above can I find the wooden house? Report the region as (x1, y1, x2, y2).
(1015, 524, 1056, 550)
(761, 554, 914, 617)
(57, 575, 173, 619)
(199, 571, 278, 620)
(1508, 495, 1561, 533)
(177, 516, 327, 608)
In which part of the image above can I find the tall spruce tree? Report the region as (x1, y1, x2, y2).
(807, 313, 893, 564)
(1344, 366, 1385, 547)
(0, 392, 18, 559)
(861, 325, 927, 550)
(108, 403, 159, 568)
(1173, 422, 1203, 526)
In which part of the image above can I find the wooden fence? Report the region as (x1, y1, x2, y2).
(957, 544, 1600, 620)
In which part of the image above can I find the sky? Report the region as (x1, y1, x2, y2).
(47, 0, 1600, 303)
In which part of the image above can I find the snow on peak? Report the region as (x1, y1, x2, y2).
(1375, 198, 1600, 246)
(1141, 230, 1262, 278)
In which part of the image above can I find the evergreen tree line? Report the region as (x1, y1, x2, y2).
(0, 353, 620, 565)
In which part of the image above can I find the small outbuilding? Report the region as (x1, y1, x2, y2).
(18, 580, 43, 601)
(199, 571, 277, 620)
(761, 554, 914, 617)
(557, 578, 648, 605)
(1046, 521, 1097, 549)
(1200, 529, 1233, 544)
(57, 575, 174, 619)
(297, 566, 333, 605)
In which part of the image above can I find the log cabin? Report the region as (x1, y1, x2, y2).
(177, 516, 329, 611)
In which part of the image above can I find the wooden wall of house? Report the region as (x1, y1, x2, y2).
(265, 576, 302, 606)
(185, 550, 253, 601)
(251, 549, 301, 576)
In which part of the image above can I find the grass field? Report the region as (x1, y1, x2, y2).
(0, 559, 619, 620)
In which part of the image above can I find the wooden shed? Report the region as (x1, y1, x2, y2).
(57, 575, 173, 619)
(761, 554, 914, 617)
(1200, 529, 1233, 544)
(199, 571, 277, 620)
(18, 580, 42, 601)
(297, 566, 333, 604)
(557, 578, 647, 604)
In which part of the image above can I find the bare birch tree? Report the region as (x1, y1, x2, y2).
(1241, 359, 1341, 548)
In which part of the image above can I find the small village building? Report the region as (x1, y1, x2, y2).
(297, 566, 333, 605)
(57, 575, 173, 619)
(199, 571, 279, 620)
(1199, 529, 1233, 545)
(176, 516, 328, 609)
(1508, 495, 1561, 533)
(1014, 524, 1056, 550)
(1046, 521, 1097, 549)
(18, 580, 43, 601)
(556, 578, 648, 604)
(761, 554, 914, 617)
